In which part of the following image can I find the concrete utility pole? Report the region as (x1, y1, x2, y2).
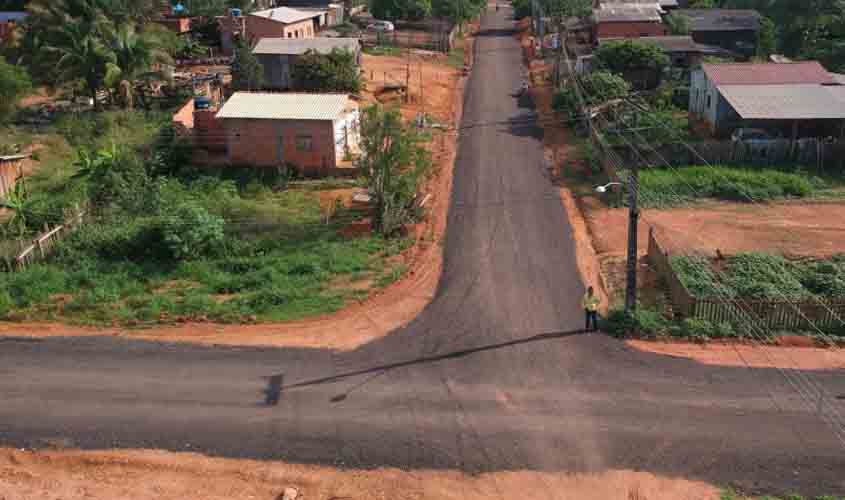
(625, 161, 639, 314)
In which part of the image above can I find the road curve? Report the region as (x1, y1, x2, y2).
(2, 9, 844, 496)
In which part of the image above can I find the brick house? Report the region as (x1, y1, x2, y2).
(252, 37, 361, 90)
(246, 7, 324, 42)
(592, 4, 668, 41)
(215, 92, 360, 176)
(0, 12, 28, 44)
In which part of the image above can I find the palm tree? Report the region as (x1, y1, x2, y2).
(46, 20, 118, 110)
(105, 24, 172, 109)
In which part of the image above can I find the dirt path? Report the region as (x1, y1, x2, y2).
(587, 201, 845, 259)
(0, 34, 475, 352)
(0, 448, 720, 500)
(629, 340, 845, 370)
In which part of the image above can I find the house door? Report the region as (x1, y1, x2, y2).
(277, 134, 285, 164)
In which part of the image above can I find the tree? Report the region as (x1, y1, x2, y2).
(595, 39, 670, 74)
(357, 105, 431, 236)
(291, 49, 361, 93)
(369, 0, 431, 20)
(756, 16, 778, 58)
(0, 55, 31, 123)
(553, 71, 630, 119)
(432, 0, 486, 25)
(105, 23, 171, 108)
(665, 12, 691, 35)
(231, 40, 263, 91)
(46, 20, 118, 109)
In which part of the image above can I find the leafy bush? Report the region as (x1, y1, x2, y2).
(0, 55, 31, 124)
(553, 71, 630, 119)
(594, 39, 670, 75)
(724, 253, 809, 300)
(160, 203, 225, 261)
(679, 318, 736, 341)
(601, 307, 669, 338)
(671, 255, 725, 297)
(291, 48, 361, 93)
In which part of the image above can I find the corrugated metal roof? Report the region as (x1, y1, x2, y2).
(253, 37, 360, 55)
(593, 4, 663, 22)
(703, 62, 835, 86)
(0, 11, 28, 23)
(216, 92, 352, 121)
(720, 84, 845, 120)
(681, 9, 761, 31)
(249, 7, 321, 25)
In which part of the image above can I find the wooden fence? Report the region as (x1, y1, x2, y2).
(3, 205, 87, 272)
(646, 228, 845, 330)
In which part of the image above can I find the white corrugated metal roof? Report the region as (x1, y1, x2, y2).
(720, 84, 845, 120)
(249, 7, 320, 24)
(216, 92, 352, 121)
(593, 4, 663, 23)
(253, 37, 360, 55)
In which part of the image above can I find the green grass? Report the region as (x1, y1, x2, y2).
(635, 165, 817, 208)
(0, 188, 412, 325)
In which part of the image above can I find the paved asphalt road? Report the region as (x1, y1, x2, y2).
(2, 9, 844, 496)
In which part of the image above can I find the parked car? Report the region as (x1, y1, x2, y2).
(366, 20, 395, 32)
(731, 128, 775, 142)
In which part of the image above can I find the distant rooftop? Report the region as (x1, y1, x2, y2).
(703, 61, 835, 86)
(680, 9, 761, 32)
(249, 7, 322, 24)
(252, 37, 360, 55)
(216, 92, 353, 121)
(593, 4, 663, 23)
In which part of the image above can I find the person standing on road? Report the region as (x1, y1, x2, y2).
(583, 286, 600, 331)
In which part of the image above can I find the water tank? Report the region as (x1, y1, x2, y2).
(230, 8, 242, 17)
(194, 97, 212, 110)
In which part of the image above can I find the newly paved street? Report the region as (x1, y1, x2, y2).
(2, 9, 844, 496)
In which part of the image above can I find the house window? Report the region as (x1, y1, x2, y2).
(288, 32, 293, 38)
(706, 94, 712, 108)
(296, 135, 313, 152)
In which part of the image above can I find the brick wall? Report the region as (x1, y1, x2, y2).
(222, 118, 336, 175)
(245, 15, 315, 44)
(195, 110, 227, 152)
(0, 159, 23, 201)
(594, 21, 668, 40)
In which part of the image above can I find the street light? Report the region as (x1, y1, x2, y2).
(595, 171, 640, 315)
(594, 182, 622, 194)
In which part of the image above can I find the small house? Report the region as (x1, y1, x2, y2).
(681, 9, 761, 59)
(592, 4, 668, 41)
(0, 12, 28, 43)
(596, 0, 679, 11)
(246, 7, 325, 42)
(689, 62, 845, 138)
(215, 92, 360, 176)
(252, 37, 361, 90)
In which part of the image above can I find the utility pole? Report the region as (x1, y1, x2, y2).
(625, 161, 639, 314)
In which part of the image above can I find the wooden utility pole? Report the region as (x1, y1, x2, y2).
(625, 161, 640, 314)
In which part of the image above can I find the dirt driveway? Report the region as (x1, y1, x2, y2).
(0, 448, 720, 500)
(585, 200, 845, 258)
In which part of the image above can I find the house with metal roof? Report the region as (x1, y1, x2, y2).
(690, 62, 845, 138)
(246, 7, 326, 41)
(252, 37, 361, 90)
(678, 9, 762, 58)
(215, 92, 360, 175)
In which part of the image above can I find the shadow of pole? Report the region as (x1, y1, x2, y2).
(266, 328, 590, 401)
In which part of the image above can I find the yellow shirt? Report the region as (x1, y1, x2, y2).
(582, 294, 600, 312)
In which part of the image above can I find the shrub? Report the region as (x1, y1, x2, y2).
(601, 307, 668, 337)
(160, 203, 225, 261)
(681, 318, 716, 341)
(724, 253, 808, 300)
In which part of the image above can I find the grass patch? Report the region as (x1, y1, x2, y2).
(635, 165, 817, 208)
